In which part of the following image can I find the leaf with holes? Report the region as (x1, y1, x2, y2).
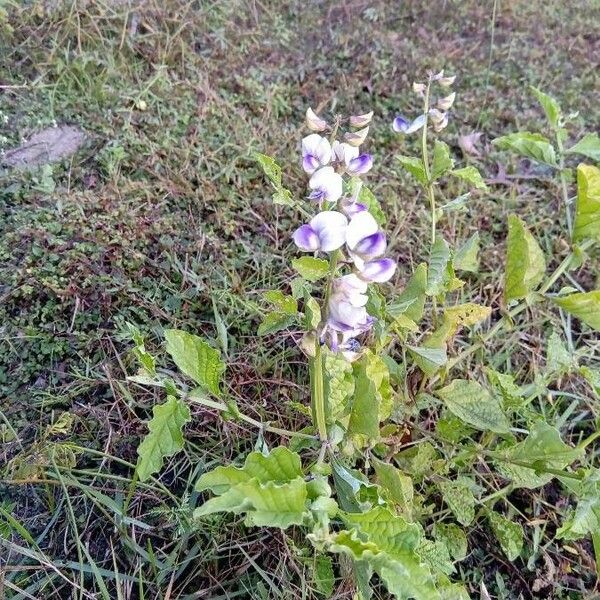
(136, 395, 191, 482)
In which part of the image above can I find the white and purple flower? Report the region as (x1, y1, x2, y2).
(308, 166, 343, 203)
(302, 134, 332, 174)
(292, 210, 348, 252)
(392, 114, 426, 135)
(305, 107, 329, 132)
(332, 141, 373, 176)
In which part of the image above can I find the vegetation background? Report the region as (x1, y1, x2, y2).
(0, 0, 599, 598)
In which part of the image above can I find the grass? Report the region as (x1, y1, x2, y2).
(0, 0, 599, 598)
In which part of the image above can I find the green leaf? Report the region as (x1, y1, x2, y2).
(292, 256, 330, 282)
(557, 468, 600, 540)
(573, 164, 600, 243)
(272, 188, 294, 206)
(433, 523, 468, 561)
(164, 330, 225, 396)
(389, 263, 427, 323)
(255, 153, 282, 187)
(264, 290, 298, 314)
(195, 477, 309, 528)
(408, 346, 447, 377)
(427, 237, 450, 296)
(127, 324, 156, 376)
(580, 366, 600, 398)
(552, 290, 600, 332)
(530, 86, 561, 128)
(438, 480, 475, 526)
(313, 554, 335, 597)
(492, 132, 557, 166)
(546, 330, 575, 375)
(504, 215, 546, 301)
(324, 349, 354, 421)
(136, 395, 191, 481)
(304, 296, 322, 330)
(450, 166, 488, 191)
(372, 457, 414, 515)
(566, 133, 600, 162)
(435, 379, 510, 433)
(416, 539, 455, 576)
(487, 511, 523, 561)
(397, 155, 428, 185)
(431, 141, 454, 181)
(196, 446, 303, 493)
(257, 312, 295, 336)
(358, 183, 386, 225)
(425, 303, 491, 349)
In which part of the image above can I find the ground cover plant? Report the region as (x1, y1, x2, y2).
(1, 1, 599, 598)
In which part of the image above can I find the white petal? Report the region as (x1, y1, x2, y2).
(310, 210, 348, 251)
(309, 166, 342, 202)
(301, 134, 331, 165)
(332, 140, 359, 165)
(306, 107, 328, 132)
(345, 211, 379, 251)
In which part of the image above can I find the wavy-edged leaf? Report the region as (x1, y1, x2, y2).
(451, 166, 488, 191)
(493, 132, 557, 166)
(546, 330, 575, 375)
(487, 511, 523, 561)
(557, 468, 600, 540)
(164, 329, 225, 396)
(136, 395, 191, 481)
(433, 523, 468, 562)
(504, 215, 546, 301)
(552, 290, 600, 332)
(567, 133, 600, 162)
(435, 379, 510, 433)
(292, 256, 329, 282)
(573, 164, 600, 242)
(324, 349, 355, 421)
(416, 539, 455, 576)
(438, 480, 475, 526)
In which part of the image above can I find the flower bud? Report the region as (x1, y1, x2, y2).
(437, 92, 456, 111)
(428, 108, 445, 125)
(346, 154, 373, 177)
(431, 69, 445, 81)
(349, 111, 373, 128)
(305, 107, 328, 132)
(412, 82, 426, 95)
(433, 112, 449, 132)
(438, 75, 456, 87)
(299, 332, 317, 357)
(344, 126, 369, 147)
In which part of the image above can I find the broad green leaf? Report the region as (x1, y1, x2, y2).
(504, 215, 546, 301)
(304, 296, 322, 330)
(313, 554, 335, 597)
(433, 523, 468, 561)
(573, 164, 600, 243)
(324, 349, 354, 421)
(365, 351, 393, 421)
(453, 232, 480, 273)
(546, 330, 575, 375)
(492, 132, 557, 166)
(195, 476, 308, 528)
(348, 358, 378, 439)
(416, 539, 455, 576)
(530, 86, 561, 128)
(164, 329, 225, 397)
(196, 446, 303, 493)
(486, 368, 523, 408)
(435, 379, 510, 433)
(557, 468, 600, 540)
(358, 182, 386, 225)
(264, 290, 298, 314)
(427, 237, 450, 296)
(425, 303, 491, 348)
(450, 166, 488, 191)
(487, 511, 523, 561)
(255, 152, 281, 186)
(397, 155, 427, 185)
(372, 457, 414, 515)
(566, 133, 600, 162)
(580, 366, 600, 398)
(272, 188, 294, 206)
(292, 256, 329, 282)
(495, 421, 583, 489)
(431, 140, 454, 181)
(552, 290, 600, 332)
(136, 395, 191, 481)
(257, 312, 295, 336)
(408, 345, 447, 377)
(438, 480, 475, 526)
(389, 263, 427, 323)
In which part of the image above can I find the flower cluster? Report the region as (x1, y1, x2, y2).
(392, 70, 456, 135)
(294, 108, 397, 358)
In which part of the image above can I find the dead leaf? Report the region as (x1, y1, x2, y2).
(459, 131, 483, 157)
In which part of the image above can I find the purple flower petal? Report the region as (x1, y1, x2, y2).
(392, 115, 409, 133)
(359, 258, 397, 282)
(302, 154, 320, 173)
(347, 153, 373, 176)
(292, 224, 320, 251)
(353, 231, 387, 258)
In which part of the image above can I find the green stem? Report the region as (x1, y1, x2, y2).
(310, 342, 328, 445)
(555, 129, 573, 238)
(420, 80, 436, 245)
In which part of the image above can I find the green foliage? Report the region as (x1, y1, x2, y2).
(504, 215, 546, 302)
(487, 511, 523, 561)
(493, 132, 557, 166)
(530, 86, 562, 128)
(426, 237, 450, 296)
(292, 256, 330, 282)
(552, 290, 600, 332)
(453, 233, 480, 273)
(431, 141, 454, 181)
(258, 290, 298, 335)
(438, 480, 475, 526)
(397, 155, 427, 185)
(255, 153, 294, 206)
(573, 164, 600, 242)
(389, 263, 427, 322)
(136, 395, 191, 481)
(557, 469, 600, 540)
(450, 166, 488, 191)
(566, 133, 600, 162)
(164, 329, 225, 396)
(433, 523, 468, 562)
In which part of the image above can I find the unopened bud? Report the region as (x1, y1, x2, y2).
(433, 112, 449, 132)
(438, 75, 456, 87)
(305, 107, 328, 132)
(431, 69, 445, 81)
(349, 111, 373, 128)
(299, 332, 317, 357)
(412, 82, 426, 95)
(344, 126, 369, 147)
(437, 92, 456, 111)
(428, 108, 445, 125)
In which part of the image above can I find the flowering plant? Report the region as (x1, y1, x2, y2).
(129, 77, 600, 599)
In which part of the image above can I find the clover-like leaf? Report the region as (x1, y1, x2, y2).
(136, 395, 191, 482)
